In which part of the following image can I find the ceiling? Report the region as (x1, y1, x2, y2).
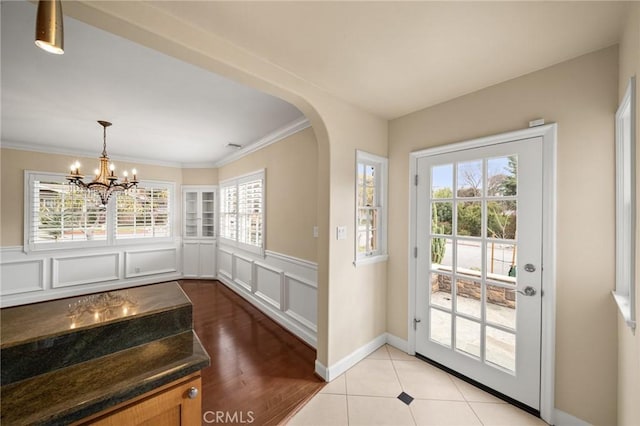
(1, 1, 631, 166)
(0, 0, 304, 167)
(149, 1, 629, 119)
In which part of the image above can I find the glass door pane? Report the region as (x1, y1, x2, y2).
(428, 155, 519, 373)
(185, 191, 198, 237)
(201, 191, 215, 237)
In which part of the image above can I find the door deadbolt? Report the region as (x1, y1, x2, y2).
(524, 264, 536, 273)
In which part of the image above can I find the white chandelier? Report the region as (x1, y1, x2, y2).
(66, 121, 139, 207)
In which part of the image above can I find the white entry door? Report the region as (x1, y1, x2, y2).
(415, 136, 543, 410)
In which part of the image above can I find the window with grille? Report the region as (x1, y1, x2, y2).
(219, 170, 264, 253)
(355, 151, 388, 264)
(25, 171, 174, 251)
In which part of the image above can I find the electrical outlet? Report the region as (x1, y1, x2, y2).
(336, 226, 347, 240)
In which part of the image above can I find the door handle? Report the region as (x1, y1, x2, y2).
(516, 286, 537, 296)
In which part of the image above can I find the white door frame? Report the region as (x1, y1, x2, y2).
(407, 124, 556, 424)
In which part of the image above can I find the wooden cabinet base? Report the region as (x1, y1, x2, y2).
(75, 374, 202, 426)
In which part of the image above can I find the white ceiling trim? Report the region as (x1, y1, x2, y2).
(212, 116, 311, 168)
(0, 139, 185, 168)
(1, 116, 312, 170)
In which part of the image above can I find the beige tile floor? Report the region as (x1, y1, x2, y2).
(287, 345, 548, 426)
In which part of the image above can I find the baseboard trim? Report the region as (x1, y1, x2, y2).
(315, 333, 410, 382)
(315, 333, 386, 381)
(314, 332, 587, 426)
(554, 409, 591, 426)
(385, 333, 408, 352)
(217, 275, 317, 348)
(314, 360, 328, 381)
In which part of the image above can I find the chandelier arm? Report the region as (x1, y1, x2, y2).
(65, 120, 138, 208)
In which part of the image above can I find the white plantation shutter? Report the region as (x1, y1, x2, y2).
(219, 170, 264, 252)
(25, 172, 174, 251)
(219, 184, 237, 241)
(29, 174, 107, 246)
(238, 178, 263, 247)
(115, 185, 171, 239)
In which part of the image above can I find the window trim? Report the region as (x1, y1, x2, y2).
(613, 76, 637, 332)
(354, 150, 388, 266)
(24, 170, 175, 252)
(218, 169, 266, 256)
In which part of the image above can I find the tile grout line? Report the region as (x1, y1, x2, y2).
(388, 347, 418, 426)
(344, 359, 352, 426)
(440, 365, 487, 425)
(345, 392, 351, 426)
(467, 401, 487, 426)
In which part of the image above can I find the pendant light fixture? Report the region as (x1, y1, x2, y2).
(35, 0, 64, 55)
(66, 121, 139, 207)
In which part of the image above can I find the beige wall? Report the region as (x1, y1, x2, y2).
(617, 4, 640, 425)
(60, 1, 391, 367)
(324, 103, 388, 365)
(217, 127, 318, 263)
(0, 148, 184, 247)
(182, 168, 218, 185)
(388, 46, 619, 425)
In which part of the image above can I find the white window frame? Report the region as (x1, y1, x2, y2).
(354, 150, 388, 266)
(218, 169, 265, 256)
(24, 170, 175, 252)
(613, 76, 637, 331)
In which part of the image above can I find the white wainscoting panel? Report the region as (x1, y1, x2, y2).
(233, 254, 253, 292)
(0, 259, 45, 295)
(125, 248, 177, 278)
(265, 250, 317, 282)
(218, 248, 233, 280)
(285, 273, 317, 331)
(53, 253, 119, 288)
(1, 243, 182, 308)
(255, 262, 283, 309)
(218, 244, 318, 347)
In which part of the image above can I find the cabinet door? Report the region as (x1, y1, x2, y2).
(183, 242, 200, 278)
(201, 191, 215, 238)
(198, 242, 216, 278)
(88, 377, 202, 426)
(184, 192, 199, 238)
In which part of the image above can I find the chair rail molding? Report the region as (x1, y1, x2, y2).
(217, 243, 318, 347)
(0, 242, 182, 308)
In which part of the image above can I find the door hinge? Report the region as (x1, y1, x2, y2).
(414, 247, 418, 258)
(413, 318, 421, 330)
(414, 174, 419, 186)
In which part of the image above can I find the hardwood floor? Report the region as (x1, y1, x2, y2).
(179, 280, 324, 426)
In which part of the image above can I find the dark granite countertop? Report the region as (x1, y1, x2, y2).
(1, 331, 209, 425)
(1, 281, 191, 349)
(0, 282, 210, 425)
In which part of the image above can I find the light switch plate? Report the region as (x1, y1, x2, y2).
(313, 226, 318, 238)
(336, 226, 347, 240)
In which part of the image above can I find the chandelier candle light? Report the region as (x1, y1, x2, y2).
(66, 121, 139, 207)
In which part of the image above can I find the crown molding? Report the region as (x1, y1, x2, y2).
(1, 139, 186, 168)
(213, 116, 311, 168)
(2, 116, 311, 170)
